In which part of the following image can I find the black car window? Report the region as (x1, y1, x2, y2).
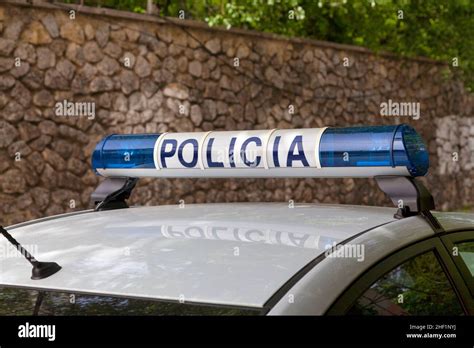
(0, 287, 38, 315)
(0, 287, 260, 315)
(347, 251, 463, 315)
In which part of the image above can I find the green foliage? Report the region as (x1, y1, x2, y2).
(62, 0, 148, 13)
(61, 0, 474, 90)
(351, 251, 463, 315)
(196, 0, 473, 91)
(0, 287, 260, 315)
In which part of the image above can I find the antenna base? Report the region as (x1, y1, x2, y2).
(31, 262, 62, 280)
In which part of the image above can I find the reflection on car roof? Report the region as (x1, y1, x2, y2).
(1, 203, 397, 307)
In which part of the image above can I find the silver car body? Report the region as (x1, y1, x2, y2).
(1, 203, 473, 314)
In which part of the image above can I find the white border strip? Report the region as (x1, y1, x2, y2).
(315, 127, 328, 169)
(198, 131, 212, 170)
(153, 132, 168, 170)
(98, 166, 411, 178)
(262, 128, 278, 169)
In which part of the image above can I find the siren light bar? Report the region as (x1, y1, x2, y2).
(91, 125, 429, 178)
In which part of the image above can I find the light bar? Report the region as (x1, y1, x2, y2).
(92, 125, 429, 178)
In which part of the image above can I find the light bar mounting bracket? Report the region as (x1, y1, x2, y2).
(375, 176, 443, 232)
(90, 175, 443, 232)
(91, 177, 139, 211)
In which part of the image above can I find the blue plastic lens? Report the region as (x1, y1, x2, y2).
(319, 124, 429, 176)
(92, 134, 160, 171)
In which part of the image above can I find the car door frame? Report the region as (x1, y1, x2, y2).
(440, 230, 474, 298)
(326, 236, 474, 315)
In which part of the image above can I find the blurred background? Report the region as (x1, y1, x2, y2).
(0, 0, 473, 225)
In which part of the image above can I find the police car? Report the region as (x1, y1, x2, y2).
(1, 125, 473, 315)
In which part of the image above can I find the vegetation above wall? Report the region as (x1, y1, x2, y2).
(60, 0, 473, 91)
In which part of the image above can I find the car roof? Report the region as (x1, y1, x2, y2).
(268, 211, 474, 314)
(1, 203, 403, 308)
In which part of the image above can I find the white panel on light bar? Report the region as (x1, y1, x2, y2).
(91, 125, 429, 178)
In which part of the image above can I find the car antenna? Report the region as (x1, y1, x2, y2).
(0, 225, 62, 280)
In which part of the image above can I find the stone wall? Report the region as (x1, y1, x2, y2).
(0, 1, 473, 226)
